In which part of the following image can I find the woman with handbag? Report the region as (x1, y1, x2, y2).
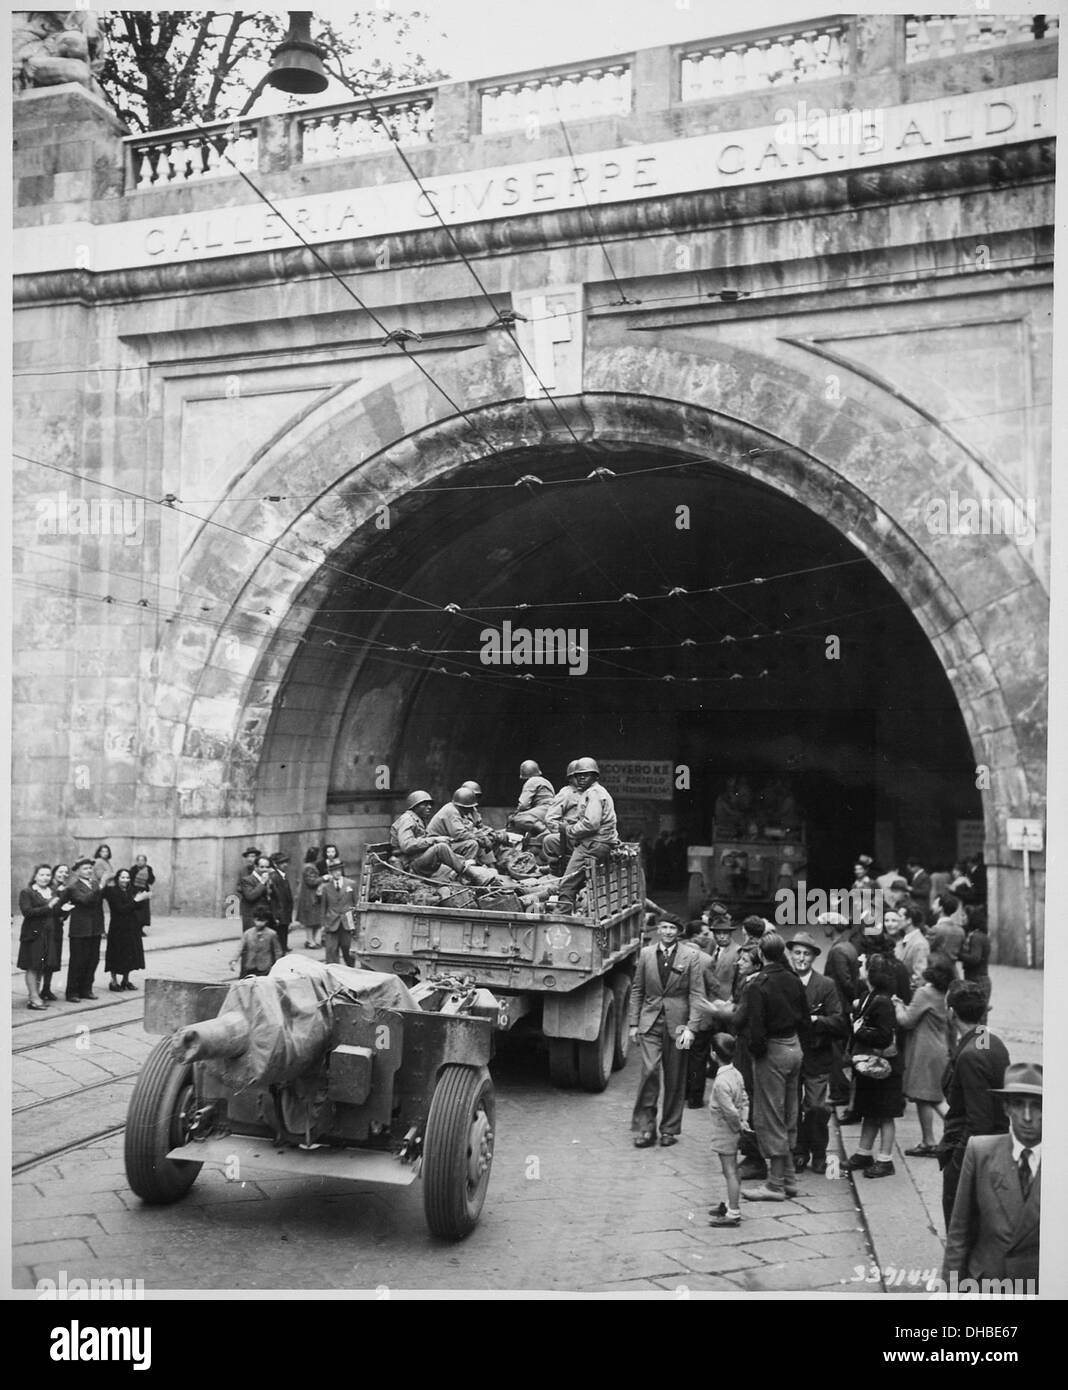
(893, 954, 953, 1156)
(18, 863, 60, 1009)
(845, 954, 905, 1179)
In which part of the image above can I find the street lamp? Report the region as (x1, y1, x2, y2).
(266, 11, 330, 95)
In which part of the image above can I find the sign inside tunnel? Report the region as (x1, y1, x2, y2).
(599, 761, 674, 799)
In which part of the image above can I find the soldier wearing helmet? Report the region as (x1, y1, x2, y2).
(509, 759, 556, 839)
(389, 791, 477, 880)
(536, 760, 584, 867)
(426, 787, 497, 867)
(555, 758, 620, 912)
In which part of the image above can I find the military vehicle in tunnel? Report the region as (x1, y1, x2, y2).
(352, 843, 645, 1091)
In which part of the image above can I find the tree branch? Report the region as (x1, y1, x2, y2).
(235, 72, 271, 118)
(204, 10, 245, 117)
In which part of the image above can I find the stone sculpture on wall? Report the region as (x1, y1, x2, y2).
(12, 10, 104, 95)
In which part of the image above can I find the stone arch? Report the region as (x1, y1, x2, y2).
(151, 338, 1045, 955)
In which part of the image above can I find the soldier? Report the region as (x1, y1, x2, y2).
(509, 760, 556, 838)
(536, 760, 581, 867)
(390, 791, 478, 880)
(555, 757, 620, 914)
(427, 788, 497, 867)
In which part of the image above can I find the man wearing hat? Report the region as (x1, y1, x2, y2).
(237, 846, 261, 889)
(706, 913, 743, 1001)
(943, 1063, 1041, 1287)
(788, 931, 846, 1174)
(268, 851, 294, 954)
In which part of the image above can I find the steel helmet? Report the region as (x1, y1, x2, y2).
(453, 787, 479, 806)
(572, 756, 599, 776)
(519, 760, 541, 778)
(565, 760, 580, 777)
(405, 790, 433, 811)
(461, 780, 482, 796)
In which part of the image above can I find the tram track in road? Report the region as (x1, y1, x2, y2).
(13, 1125, 128, 1176)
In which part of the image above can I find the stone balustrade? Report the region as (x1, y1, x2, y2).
(679, 21, 849, 101)
(905, 13, 1058, 62)
(478, 61, 632, 134)
(116, 13, 1059, 190)
(127, 119, 259, 189)
(299, 93, 435, 161)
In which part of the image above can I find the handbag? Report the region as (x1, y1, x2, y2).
(851, 1052, 891, 1079)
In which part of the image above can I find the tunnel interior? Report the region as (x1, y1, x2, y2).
(260, 439, 982, 888)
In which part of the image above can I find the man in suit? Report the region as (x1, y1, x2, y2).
(629, 916, 706, 1147)
(943, 1063, 1041, 1289)
(939, 981, 1009, 1228)
(788, 931, 846, 1175)
(268, 851, 294, 954)
(706, 916, 742, 1001)
(320, 861, 359, 966)
(239, 853, 277, 932)
(897, 903, 931, 989)
(905, 855, 932, 906)
(65, 858, 105, 1001)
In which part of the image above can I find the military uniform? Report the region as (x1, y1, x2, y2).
(426, 802, 483, 862)
(390, 809, 469, 877)
(557, 781, 619, 908)
(511, 774, 556, 835)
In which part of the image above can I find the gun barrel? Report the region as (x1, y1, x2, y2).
(173, 1010, 251, 1063)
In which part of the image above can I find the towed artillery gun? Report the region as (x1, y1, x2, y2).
(124, 959, 499, 1239)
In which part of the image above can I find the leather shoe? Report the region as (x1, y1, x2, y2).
(709, 1212, 741, 1227)
(863, 1159, 895, 1179)
(633, 1132, 656, 1148)
(742, 1184, 786, 1202)
(659, 1134, 679, 1147)
(40, 990, 56, 1002)
(79, 993, 97, 1001)
(846, 1152, 874, 1170)
(793, 1151, 809, 1171)
(65, 995, 80, 1003)
(904, 1144, 937, 1158)
(809, 1156, 828, 1174)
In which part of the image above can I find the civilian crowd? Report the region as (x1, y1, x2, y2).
(16, 845, 154, 1007)
(631, 848, 1039, 1286)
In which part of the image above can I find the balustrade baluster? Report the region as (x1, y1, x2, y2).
(990, 15, 1008, 45)
(914, 16, 932, 59)
(963, 14, 981, 51)
(134, 145, 154, 190)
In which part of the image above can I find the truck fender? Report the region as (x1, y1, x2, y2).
(542, 980, 606, 1042)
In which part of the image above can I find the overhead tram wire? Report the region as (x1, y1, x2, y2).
(346, 74, 728, 644)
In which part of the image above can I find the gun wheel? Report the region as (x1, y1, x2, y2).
(124, 1037, 202, 1204)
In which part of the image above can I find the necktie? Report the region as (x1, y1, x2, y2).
(1019, 1149, 1033, 1199)
(658, 948, 673, 987)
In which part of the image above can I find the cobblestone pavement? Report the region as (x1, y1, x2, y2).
(9, 916, 1043, 1295)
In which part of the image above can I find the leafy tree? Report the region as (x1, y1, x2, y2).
(97, 9, 446, 132)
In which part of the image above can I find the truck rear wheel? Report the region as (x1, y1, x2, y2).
(547, 1037, 579, 1088)
(124, 1037, 202, 1204)
(576, 987, 616, 1093)
(422, 1064, 495, 1239)
(610, 976, 632, 1071)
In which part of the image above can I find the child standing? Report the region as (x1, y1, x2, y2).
(708, 1033, 750, 1228)
(240, 908, 283, 978)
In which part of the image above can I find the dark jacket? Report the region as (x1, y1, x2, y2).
(269, 868, 294, 927)
(238, 870, 276, 929)
(736, 960, 809, 1059)
(825, 936, 860, 1013)
(851, 990, 904, 1076)
(960, 929, 991, 983)
(798, 969, 847, 1074)
(67, 876, 105, 938)
(940, 1025, 1009, 1157)
(19, 886, 56, 942)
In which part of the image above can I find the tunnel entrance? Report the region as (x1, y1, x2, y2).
(260, 431, 982, 896)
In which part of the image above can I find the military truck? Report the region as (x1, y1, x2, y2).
(352, 843, 645, 1092)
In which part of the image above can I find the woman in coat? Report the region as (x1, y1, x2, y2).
(104, 868, 147, 991)
(132, 854, 154, 933)
(41, 862, 70, 1002)
(960, 904, 991, 1009)
(894, 954, 954, 1156)
(19, 863, 60, 1008)
(296, 846, 324, 949)
(845, 954, 905, 1179)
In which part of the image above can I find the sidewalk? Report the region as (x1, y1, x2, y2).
(846, 963, 1044, 1293)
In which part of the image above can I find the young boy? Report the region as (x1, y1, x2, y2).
(708, 1033, 750, 1228)
(240, 907, 282, 978)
